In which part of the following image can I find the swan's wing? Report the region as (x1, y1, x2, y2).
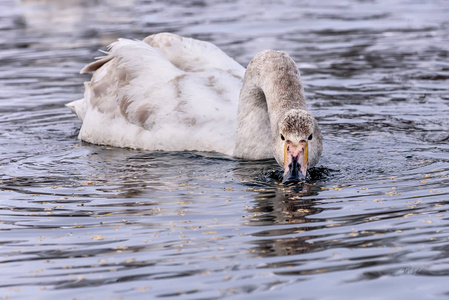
(143, 33, 244, 77)
(72, 34, 245, 154)
(81, 32, 244, 78)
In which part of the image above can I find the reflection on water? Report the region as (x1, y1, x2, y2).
(246, 187, 322, 258)
(1, 0, 449, 299)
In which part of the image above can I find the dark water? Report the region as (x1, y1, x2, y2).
(1, 0, 449, 299)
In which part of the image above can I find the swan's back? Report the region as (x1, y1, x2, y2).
(69, 33, 245, 154)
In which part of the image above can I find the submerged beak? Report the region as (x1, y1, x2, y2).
(282, 141, 308, 184)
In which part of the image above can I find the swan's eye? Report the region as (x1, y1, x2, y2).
(280, 134, 285, 141)
(308, 133, 313, 140)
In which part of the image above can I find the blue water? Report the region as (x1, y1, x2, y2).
(1, 0, 449, 299)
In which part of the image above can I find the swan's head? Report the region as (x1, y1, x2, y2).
(274, 109, 317, 184)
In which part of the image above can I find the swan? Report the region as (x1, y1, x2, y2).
(67, 33, 323, 182)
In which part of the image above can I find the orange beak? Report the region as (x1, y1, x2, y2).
(282, 141, 308, 184)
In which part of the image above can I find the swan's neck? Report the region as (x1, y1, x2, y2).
(234, 50, 307, 159)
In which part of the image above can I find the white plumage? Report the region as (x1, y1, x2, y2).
(68, 33, 244, 155)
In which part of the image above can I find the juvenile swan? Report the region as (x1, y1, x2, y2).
(67, 33, 322, 182)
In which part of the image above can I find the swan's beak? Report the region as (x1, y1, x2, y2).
(282, 141, 308, 184)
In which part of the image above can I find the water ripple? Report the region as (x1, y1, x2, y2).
(1, 0, 449, 299)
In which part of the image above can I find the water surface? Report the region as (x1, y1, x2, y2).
(1, 0, 449, 299)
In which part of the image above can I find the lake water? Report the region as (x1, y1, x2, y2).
(1, 0, 449, 299)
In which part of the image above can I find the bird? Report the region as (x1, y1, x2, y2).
(67, 33, 322, 183)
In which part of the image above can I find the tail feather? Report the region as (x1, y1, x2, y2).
(80, 55, 113, 74)
(66, 98, 86, 121)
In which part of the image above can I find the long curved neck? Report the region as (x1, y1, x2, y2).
(234, 50, 307, 159)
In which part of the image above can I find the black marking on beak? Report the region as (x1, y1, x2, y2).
(282, 155, 305, 184)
